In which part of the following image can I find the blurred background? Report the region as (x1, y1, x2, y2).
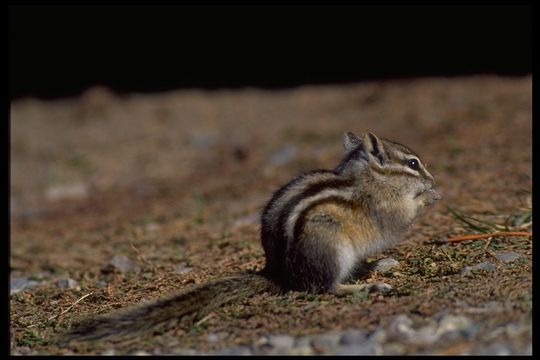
(9, 4, 532, 216)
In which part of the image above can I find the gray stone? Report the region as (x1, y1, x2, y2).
(460, 261, 496, 275)
(131, 350, 151, 355)
(269, 145, 297, 166)
(233, 214, 260, 228)
(267, 334, 295, 349)
(172, 263, 193, 274)
(214, 346, 252, 355)
(471, 343, 512, 356)
(311, 332, 343, 352)
(57, 278, 79, 289)
(170, 348, 198, 355)
(334, 343, 376, 355)
(437, 314, 475, 339)
(100, 349, 115, 355)
(494, 251, 522, 263)
(373, 258, 400, 273)
(102, 255, 139, 274)
(190, 133, 217, 148)
(340, 329, 367, 345)
(388, 314, 414, 338)
(46, 182, 89, 201)
(10, 277, 39, 295)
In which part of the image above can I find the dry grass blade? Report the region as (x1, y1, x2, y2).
(446, 207, 493, 234)
(27, 292, 94, 329)
(447, 232, 532, 243)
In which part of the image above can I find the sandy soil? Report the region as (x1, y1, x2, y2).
(10, 75, 532, 354)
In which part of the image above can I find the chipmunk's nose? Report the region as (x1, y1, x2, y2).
(430, 189, 442, 201)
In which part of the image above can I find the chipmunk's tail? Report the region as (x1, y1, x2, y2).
(59, 274, 279, 344)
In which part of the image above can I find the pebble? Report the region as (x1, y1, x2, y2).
(460, 261, 496, 275)
(334, 342, 376, 355)
(437, 314, 475, 338)
(131, 350, 151, 356)
(214, 346, 252, 355)
(190, 133, 217, 148)
(267, 334, 295, 349)
(311, 332, 342, 352)
(10, 277, 39, 295)
(493, 251, 522, 263)
(373, 258, 400, 273)
(46, 182, 89, 201)
(172, 263, 193, 274)
(102, 255, 140, 274)
(269, 145, 297, 166)
(57, 278, 79, 289)
(340, 329, 367, 345)
(233, 214, 260, 228)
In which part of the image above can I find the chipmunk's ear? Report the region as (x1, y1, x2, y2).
(360, 131, 387, 165)
(343, 132, 363, 154)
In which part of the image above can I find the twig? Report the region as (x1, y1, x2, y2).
(27, 292, 94, 328)
(447, 231, 532, 243)
(130, 242, 154, 268)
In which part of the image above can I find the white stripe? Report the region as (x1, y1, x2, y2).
(285, 187, 355, 247)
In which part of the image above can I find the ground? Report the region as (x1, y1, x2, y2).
(10, 75, 532, 355)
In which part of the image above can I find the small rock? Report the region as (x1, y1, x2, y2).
(172, 263, 193, 274)
(144, 223, 160, 232)
(100, 349, 115, 355)
(215, 346, 252, 355)
(233, 214, 260, 228)
(102, 255, 139, 274)
(190, 133, 217, 148)
(57, 278, 80, 289)
(494, 251, 522, 263)
(460, 261, 496, 275)
(311, 332, 343, 352)
(206, 332, 228, 343)
(131, 350, 151, 356)
(388, 315, 414, 338)
(170, 348, 198, 355)
(11, 277, 39, 295)
(437, 314, 477, 340)
(288, 345, 314, 355)
(373, 258, 400, 273)
(269, 145, 297, 166)
(366, 282, 393, 294)
(334, 343, 376, 356)
(46, 182, 89, 201)
(340, 329, 367, 345)
(471, 343, 512, 356)
(268, 334, 295, 349)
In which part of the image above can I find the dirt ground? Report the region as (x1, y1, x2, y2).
(10, 75, 532, 355)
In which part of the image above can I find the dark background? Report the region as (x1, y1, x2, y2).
(9, 4, 532, 100)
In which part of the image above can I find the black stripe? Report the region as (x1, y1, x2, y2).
(368, 133, 385, 165)
(273, 176, 355, 267)
(293, 196, 356, 242)
(261, 169, 338, 275)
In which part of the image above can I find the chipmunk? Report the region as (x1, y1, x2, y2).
(60, 131, 440, 343)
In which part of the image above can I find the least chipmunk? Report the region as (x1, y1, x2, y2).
(61, 131, 440, 343)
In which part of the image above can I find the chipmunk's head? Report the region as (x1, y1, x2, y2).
(338, 131, 441, 207)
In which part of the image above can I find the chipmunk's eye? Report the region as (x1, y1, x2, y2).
(406, 158, 420, 170)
